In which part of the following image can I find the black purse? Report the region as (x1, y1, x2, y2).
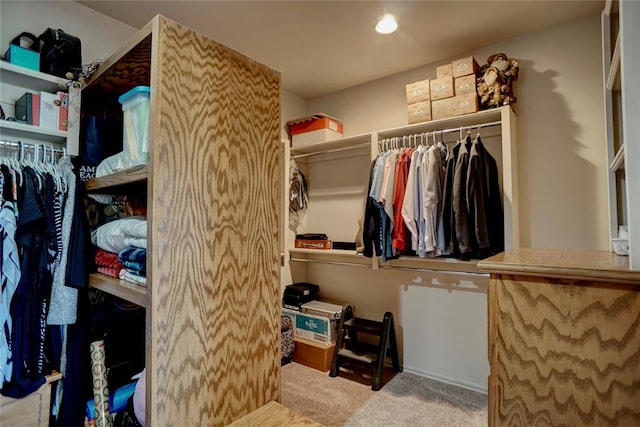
(38, 28, 81, 78)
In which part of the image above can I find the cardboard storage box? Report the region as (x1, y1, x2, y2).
(453, 93, 479, 116)
(432, 98, 454, 120)
(287, 114, 343, 149)
(407, 101, 431, 124)
(454, 74, 476, 96)
(452, 56, 479, 78)
(293, 337, 336, 372)
(430, 76, 454, 101)
(294, 239, 332, 250)
(436, 63, 453, 78)
(4, 44, 39, 71)
(406, 79, 430, 104)
(283, 308, 337, 344)
(301, 300, 343, 320)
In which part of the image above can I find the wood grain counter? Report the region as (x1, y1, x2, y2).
(478, 248, 640, 426)
(228, 401, 322, 426)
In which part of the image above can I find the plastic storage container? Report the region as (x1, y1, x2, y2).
(118, 86, 150, 167)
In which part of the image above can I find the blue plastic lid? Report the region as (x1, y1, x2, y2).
(119, 85, 151, 104)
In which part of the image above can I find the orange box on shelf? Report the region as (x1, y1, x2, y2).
(289, 116, 343, 135)
(295, 239, 332, 250)
(293, 337, 336, 372)
(287, 113, 343, 149)
(452, 56, 479, 78)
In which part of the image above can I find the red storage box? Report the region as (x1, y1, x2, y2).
(287, 114, 343, 148)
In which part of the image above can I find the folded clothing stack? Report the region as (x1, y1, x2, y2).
(118, 246, 147, 286)
(95, 249, 124, 278)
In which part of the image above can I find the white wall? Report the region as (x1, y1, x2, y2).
(285, 13, 608, 393)
(2, 1, 609, 393)
(305, 13, 608, 251)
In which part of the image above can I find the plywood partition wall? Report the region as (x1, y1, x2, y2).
(147, 16, 281, 426)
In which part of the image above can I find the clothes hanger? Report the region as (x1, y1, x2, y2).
(43, 145, 63, 192)
(474, 124, 483, 147)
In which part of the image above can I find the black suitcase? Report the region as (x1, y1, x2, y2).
(281, 315, 294, 365)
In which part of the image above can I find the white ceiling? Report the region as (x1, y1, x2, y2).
(78, 0, 603, 99)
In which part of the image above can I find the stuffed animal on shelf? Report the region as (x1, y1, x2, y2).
(477, 52, 519, 108)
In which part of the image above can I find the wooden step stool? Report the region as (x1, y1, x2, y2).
(329, 305, 402, 391)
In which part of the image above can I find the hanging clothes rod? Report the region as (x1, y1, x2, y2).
(0, 140, 66, 162)
(378, 264, 489, 278)
(377, 119, 502, 151)
(289, 253, 490, 278)
(292, 142, 371, 159)
(289, 256, 372, 269)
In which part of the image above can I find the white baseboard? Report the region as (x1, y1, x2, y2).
(402, 365, 488, 394)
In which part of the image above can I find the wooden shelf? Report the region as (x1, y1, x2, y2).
(85, 164, 148, 191)
(89, 273, 147, 308)
(478, 248, 640, 284)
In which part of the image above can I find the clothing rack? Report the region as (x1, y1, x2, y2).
(0, 140, 66, 164)
(377, 119, 502, 152)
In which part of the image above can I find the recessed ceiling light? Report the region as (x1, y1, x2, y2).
(375, 14, 398, 34)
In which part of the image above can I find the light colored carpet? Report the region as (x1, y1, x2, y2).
(281, 362, 487, 427)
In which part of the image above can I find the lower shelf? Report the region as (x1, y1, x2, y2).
(89, 273, 148, 308)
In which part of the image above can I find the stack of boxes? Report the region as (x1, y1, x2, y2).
(406, 56, 479, 124)
(282, 283, 344, 371)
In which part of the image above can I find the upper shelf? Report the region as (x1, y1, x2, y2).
(290, 132, 372, 158)
(0, 60, 68, 92)
(290, 106, 512, 159)
(0, 120, 67, 143)
(85, 164, 148, 191)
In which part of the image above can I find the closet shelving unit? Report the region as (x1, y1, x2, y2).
(81, 15, 281, 426)
(85, 162, 148, 308)
(86, 166, 148, 306)
(0, 60, 79, 152)
(288, 105, 518, 275)
(602, 0, 639, 268)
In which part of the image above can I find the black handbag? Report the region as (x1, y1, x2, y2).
(38, 28, 81, 78)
